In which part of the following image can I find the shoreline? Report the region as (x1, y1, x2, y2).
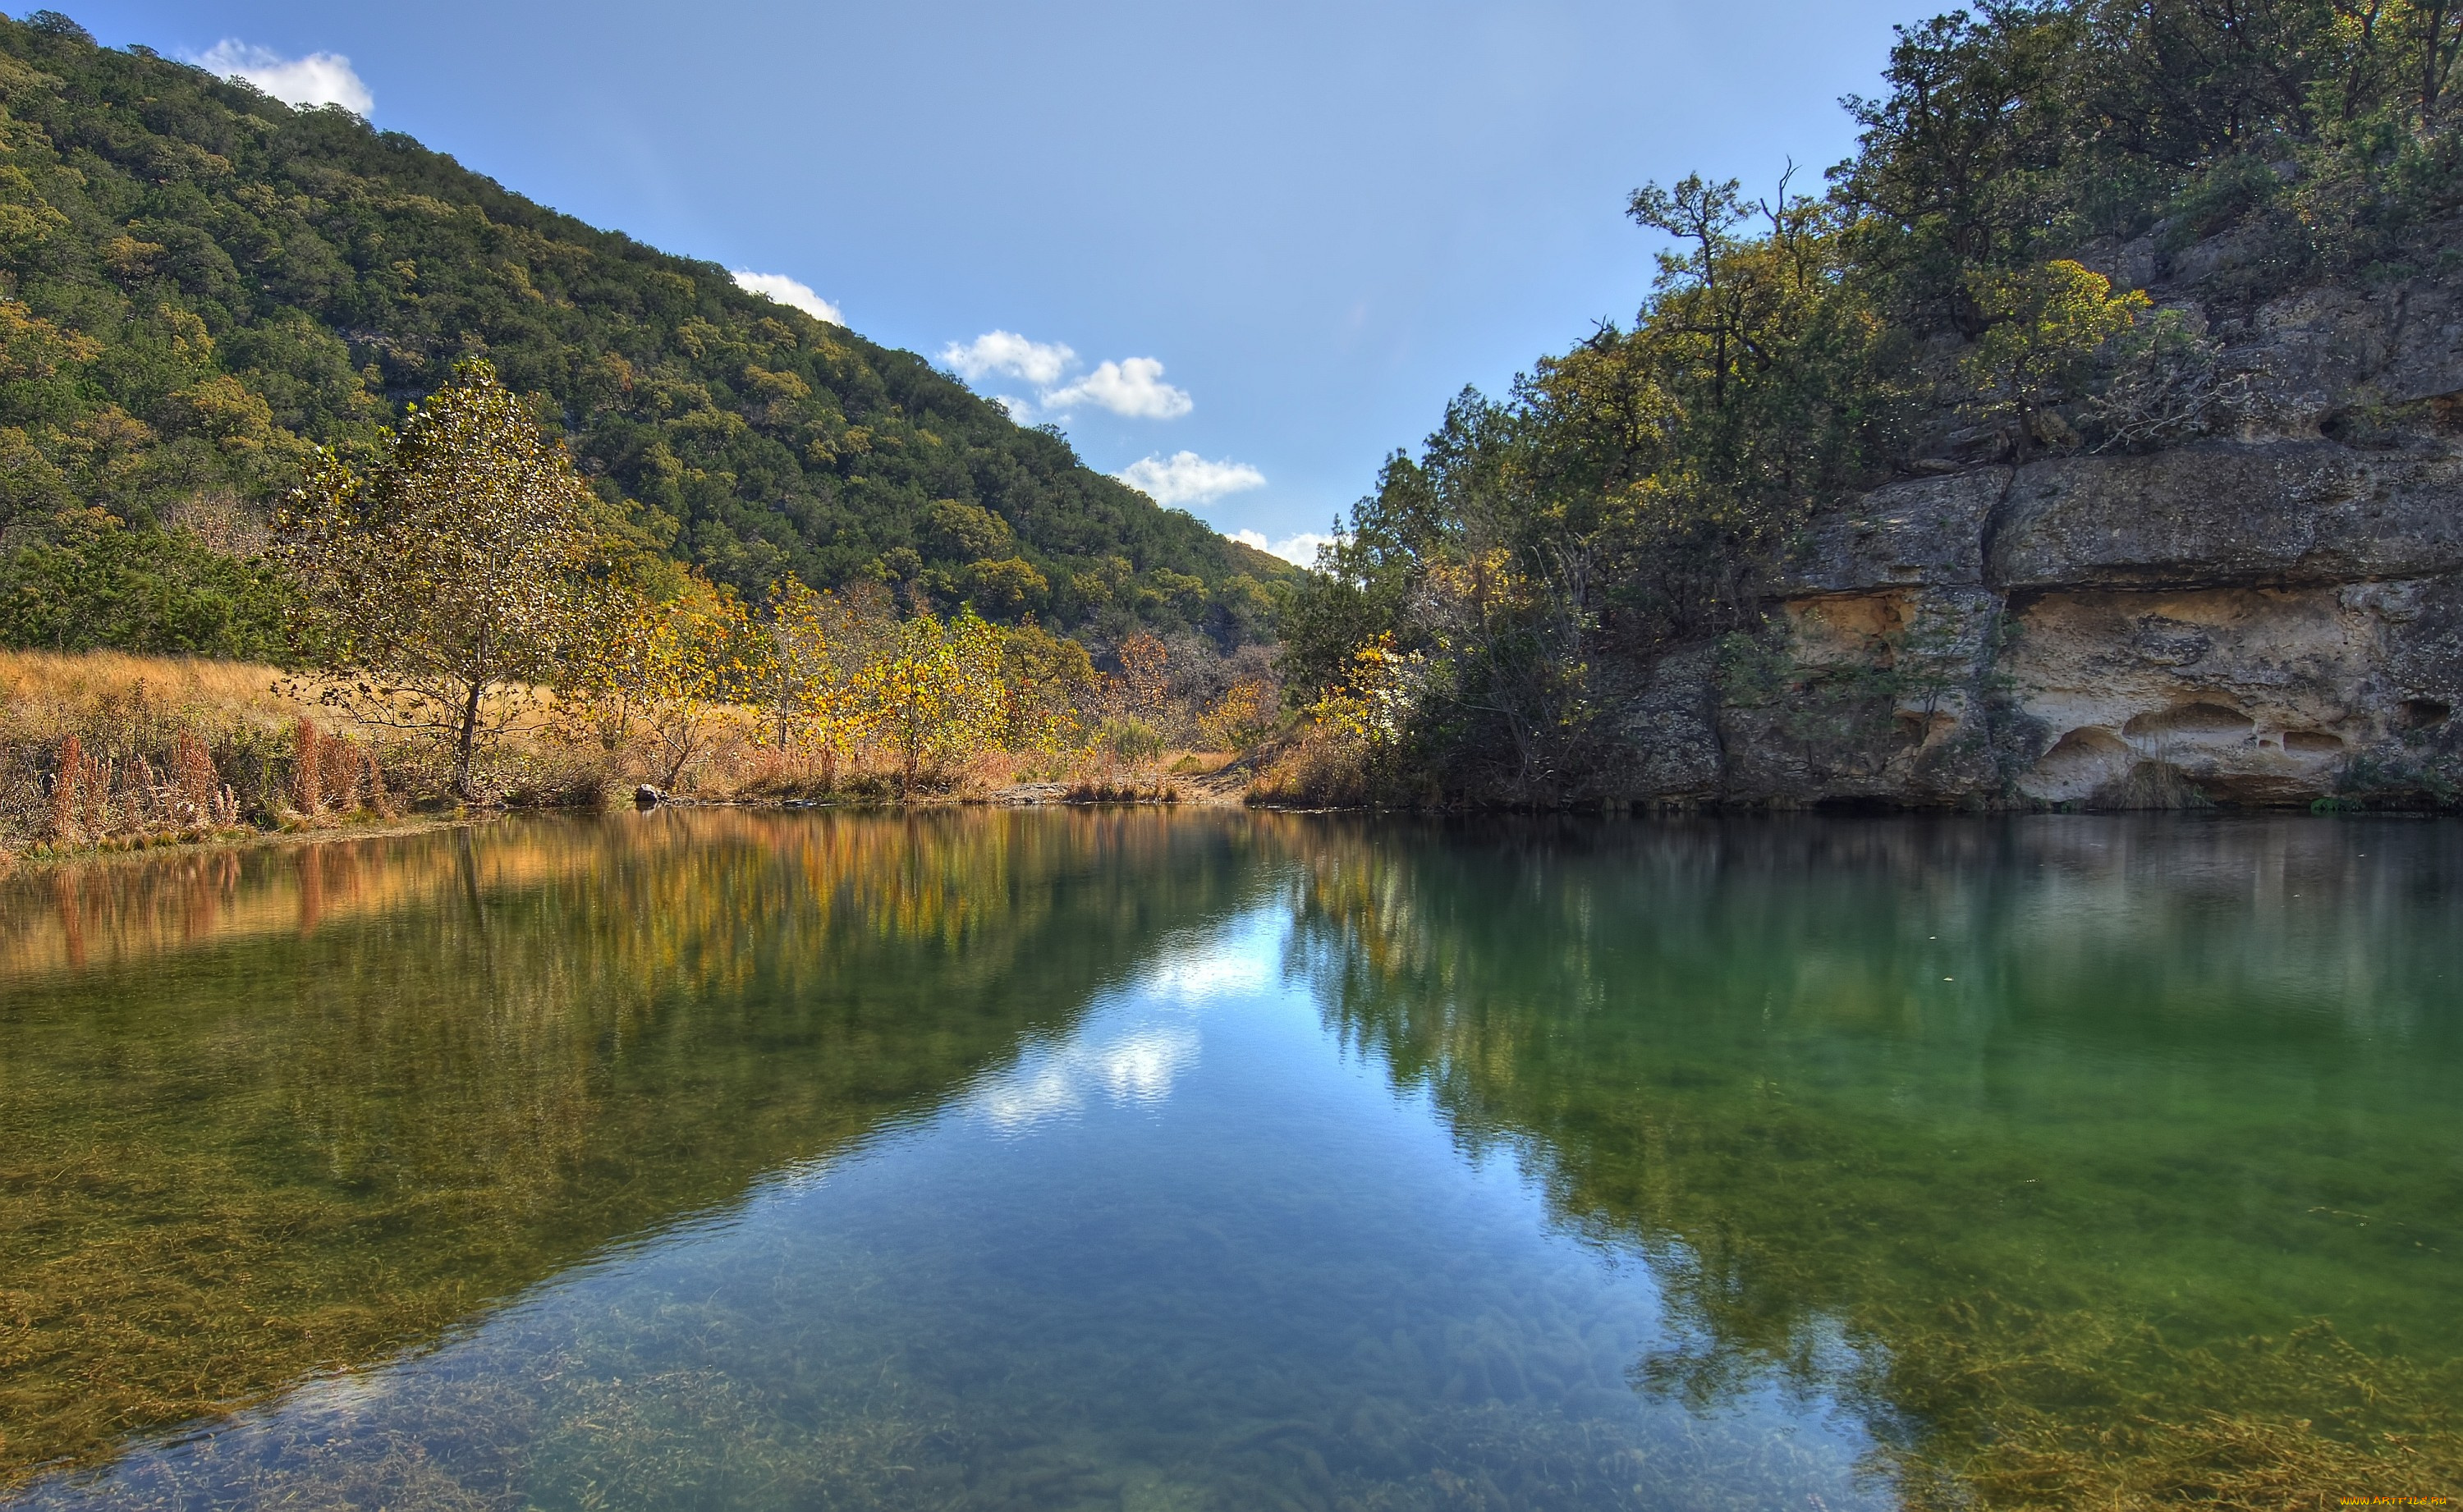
(3, 811, 507, 874)
(15, 789, 2427, 874)
(1, 784, 1241, 872)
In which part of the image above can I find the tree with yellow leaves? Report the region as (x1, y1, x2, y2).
(1961, 259, 2150, 454)
(853, 610, 1007, 796)
(564, 574, 765, 790)
(1198, 676, 1282, 751)
(757, 575, 896, 788)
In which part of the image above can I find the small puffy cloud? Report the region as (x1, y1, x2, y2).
(946, 332, 1197, 424)
(1117, 451, 1266, 509)
(195, 40, 373, 114)
(732, 270, 843, 325)
(1232, 529, 1337, 566)
(1047, 356, 1192, 419)
(943, 330, 1076, 388)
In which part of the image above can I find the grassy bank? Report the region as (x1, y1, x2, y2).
(0, 650, 1265, 863)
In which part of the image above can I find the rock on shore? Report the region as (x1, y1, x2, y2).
(1617, 259, 2463, 809)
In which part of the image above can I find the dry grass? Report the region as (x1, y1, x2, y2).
(0, 650, 312, 737)
(0, 652, 1277, 855)
(1247, 723, 1382, 808)
(0, 653, 498, 856)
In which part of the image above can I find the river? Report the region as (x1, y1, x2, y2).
(1, 810, 2454, 1508)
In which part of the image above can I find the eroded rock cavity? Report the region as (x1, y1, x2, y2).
(1616, 270, 2463, 809)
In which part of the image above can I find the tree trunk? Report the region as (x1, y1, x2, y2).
(2427, 1, 2450, 116)
(662, 722, 696, 790)
(456, 678, 484, 800)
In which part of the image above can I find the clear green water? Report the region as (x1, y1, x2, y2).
(0, 811, 2456, 1509)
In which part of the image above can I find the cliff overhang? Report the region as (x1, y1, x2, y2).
(1617, 265, 2463, 810)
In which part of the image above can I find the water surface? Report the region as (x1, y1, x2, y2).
(0, 811, 2455, 1508)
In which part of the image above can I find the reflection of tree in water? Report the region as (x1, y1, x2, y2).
(1287, 817, 2463, 1509)
(0, 809, 1271, 1489)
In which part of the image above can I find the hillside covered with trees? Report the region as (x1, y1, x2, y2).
(0, 10, 1287, 659)
(1273, 0, 2463, 806)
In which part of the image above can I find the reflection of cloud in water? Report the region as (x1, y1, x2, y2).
(1139, 946, 1270, 1001)
(967, 937, 1271, 1135)
(970, 1024, 1200, 1134)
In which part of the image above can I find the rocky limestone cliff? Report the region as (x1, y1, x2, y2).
(1618, 262, 2463, 809)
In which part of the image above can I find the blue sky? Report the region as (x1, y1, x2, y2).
(57, 0, 1928, 558)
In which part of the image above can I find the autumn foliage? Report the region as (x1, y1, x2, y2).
(0, 363, 1286, 856)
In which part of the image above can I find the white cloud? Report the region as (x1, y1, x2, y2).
(944, 332, 1199, 424)
(942, 330, 1076, 388)
(195, 40, 373, 114)
(731, 270, 843, 325)
(1118, 451, 1266, 509)
(1046, 356, 1193, 419)
(1232, 529, 1337, 566)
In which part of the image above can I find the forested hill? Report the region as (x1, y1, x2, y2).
(0, 11, 1289, 657)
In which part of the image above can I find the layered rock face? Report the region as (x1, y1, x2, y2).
(1624, 270, 2463, 809)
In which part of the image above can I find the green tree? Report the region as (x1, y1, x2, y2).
(0, 504, 288, 656)
(965, 555, 1049, 620)
(1960, 258, 2149, 451)
(925, 497, 1014, 561)
(274, 359, 609, 799)
(1279, 172, 1903, 801)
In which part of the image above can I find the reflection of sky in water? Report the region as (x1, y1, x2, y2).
(966, 1022, 1201, 1132)
(965, 931, 1279, 1134)
(16, 910, 1887, 1512)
